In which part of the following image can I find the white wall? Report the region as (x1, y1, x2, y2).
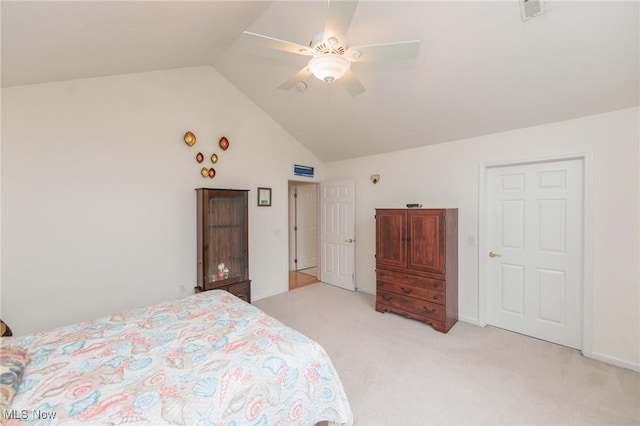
(1, 66, 324, 334)
(325, 107, 640, 370)
(2, 66, 637, 370)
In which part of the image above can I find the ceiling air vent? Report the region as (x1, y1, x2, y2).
(520, 0, 544, 22)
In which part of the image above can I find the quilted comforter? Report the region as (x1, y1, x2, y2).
(5, 290, 353, 425)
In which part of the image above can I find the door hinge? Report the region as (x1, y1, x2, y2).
(294, 226, 297, 231)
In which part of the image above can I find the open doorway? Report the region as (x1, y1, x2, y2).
(288, 181, 320, 290)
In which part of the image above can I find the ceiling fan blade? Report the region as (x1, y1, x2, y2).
(278, 66, 313, 90)
(324, 0, 358, 42)
(340, 70, 366, 97)
(243, 31, 314, 56)
(348, 40, 421, 62)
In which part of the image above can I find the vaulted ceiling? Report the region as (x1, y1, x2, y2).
(2, 1, 638, 162)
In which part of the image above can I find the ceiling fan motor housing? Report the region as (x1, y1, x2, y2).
(310, 32, 347, 55)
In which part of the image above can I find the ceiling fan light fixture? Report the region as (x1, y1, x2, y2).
(308, 53, 351, 84)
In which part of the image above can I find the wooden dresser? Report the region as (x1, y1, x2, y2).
(375, 208, 458, 333)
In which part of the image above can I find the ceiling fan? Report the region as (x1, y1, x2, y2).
(243, 0, 420, 96)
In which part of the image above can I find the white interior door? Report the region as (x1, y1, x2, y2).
(295, 184, 318, 271)
(486, 159, 584, 349)
(319, 180, 355, 291)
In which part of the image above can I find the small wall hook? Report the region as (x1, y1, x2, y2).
(371, 174, 380, 184)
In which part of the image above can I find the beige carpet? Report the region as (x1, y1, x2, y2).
(254, 283, 640, 425)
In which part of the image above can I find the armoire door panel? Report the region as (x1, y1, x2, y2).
(375, 210, 407, 268)
(407, 210, 446, 274)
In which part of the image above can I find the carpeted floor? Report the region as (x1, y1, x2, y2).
(254, 283, 640, 425)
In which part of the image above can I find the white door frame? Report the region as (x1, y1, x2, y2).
(478, 152, 593, 358)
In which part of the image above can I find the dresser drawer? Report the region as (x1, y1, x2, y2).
(377, 290, 446, 322)
(227, 282, 250, 302)
(377, 269, 446, 305)
(376, 279, 445, 305)
(376, 269, 445, 291)
(197, 281, 251, 303)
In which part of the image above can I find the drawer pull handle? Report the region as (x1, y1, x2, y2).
(400, 287, 413, 295)
(433, 283, 440, 288)
(433, 294, 439, 300)
(423, 307, 436, 314)
(382, 295, 392, 302)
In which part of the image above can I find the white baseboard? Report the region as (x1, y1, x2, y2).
(457, 315, 480, 326)
(589, 351, 640, 372)
(355, 288, 375, 296)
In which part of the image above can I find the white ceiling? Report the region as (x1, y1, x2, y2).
(2, 1, 638, 162)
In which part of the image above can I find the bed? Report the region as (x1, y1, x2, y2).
(1, 290, 353, 425)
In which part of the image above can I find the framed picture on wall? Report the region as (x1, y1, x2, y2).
(257, 187, 272, 206)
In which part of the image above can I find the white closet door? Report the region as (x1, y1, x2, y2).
(486, 159, 584, 349)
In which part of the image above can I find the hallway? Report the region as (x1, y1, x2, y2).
(289, 268, 319, 290)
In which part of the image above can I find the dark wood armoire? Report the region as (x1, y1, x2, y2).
(375, 208, 458, 333)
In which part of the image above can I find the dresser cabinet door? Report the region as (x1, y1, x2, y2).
(375, 209, 407, 268)
(407, 210, 446, 274)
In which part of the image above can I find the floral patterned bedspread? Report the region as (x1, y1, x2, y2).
(7, 291, 353, 425)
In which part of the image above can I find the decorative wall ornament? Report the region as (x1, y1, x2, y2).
(184, 131, 196, 146)
(186, 131, 226, 179)
(219, 136, 229, 151)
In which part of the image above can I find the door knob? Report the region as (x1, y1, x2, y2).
(345, 238, 354, 243)
(489, 251, 501, 257)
